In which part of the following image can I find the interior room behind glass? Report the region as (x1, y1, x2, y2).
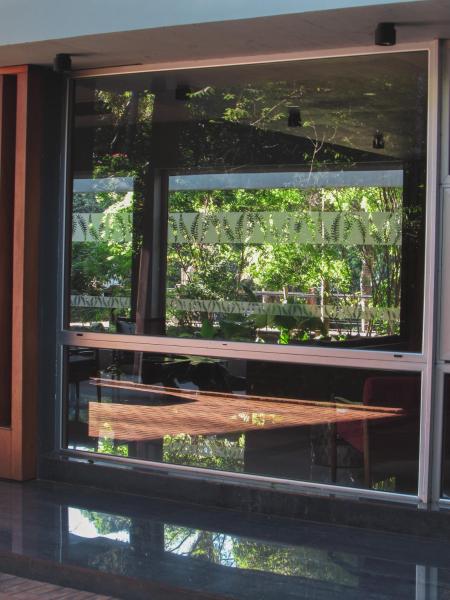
(66, 346, 421, 493)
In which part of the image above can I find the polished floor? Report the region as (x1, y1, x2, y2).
(0, 479, 449, 599)
(0, 572, 116, 599)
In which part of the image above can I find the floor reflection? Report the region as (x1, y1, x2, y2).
(1, 480, 447, 599)
(69, 508, 359, 587)
(65, 502, 450, 599)
(67, 508, 402, 597)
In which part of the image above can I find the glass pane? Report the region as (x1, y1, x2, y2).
(65, 346, 421, 494)
(69, 51, 427, 352)
(441, 375, 450, 498)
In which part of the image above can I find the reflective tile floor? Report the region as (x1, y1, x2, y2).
(0, 572, 117, 599)
(0, 479, 449, 599)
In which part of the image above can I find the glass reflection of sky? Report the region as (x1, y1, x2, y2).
(68, 508, 130, 543)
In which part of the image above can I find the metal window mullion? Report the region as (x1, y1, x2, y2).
(431, 365, 447, 504)
(418, 41, 441, 508)
(437, 41, 450, 359)
(433, 42, 450, 504)
(440, 41, 450, 186)
(56, 77, 73, 453)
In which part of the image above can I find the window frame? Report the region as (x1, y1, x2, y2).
(56, 40, 442, 508)
(435, 41, 450, 506)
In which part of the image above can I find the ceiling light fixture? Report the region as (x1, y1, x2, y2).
(375, 22, 396, 46)
(53, 53, 72, 74)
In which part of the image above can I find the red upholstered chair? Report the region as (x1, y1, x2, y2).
(336, 376, 420, 489)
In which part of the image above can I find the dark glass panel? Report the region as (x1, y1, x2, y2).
(69, 52, 428, 352)
(442, 375, 450, 498)
(65, 346, 420, 493)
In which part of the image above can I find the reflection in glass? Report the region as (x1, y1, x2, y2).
(69, 52, 427, 352)
(164, 524, 358, 585)
(69, 507, 130, 543)
(442, 375, 450, 498)
(439, 568, 450, 600)
(64, 503, 430, 599)
(65, 347, 420, 493)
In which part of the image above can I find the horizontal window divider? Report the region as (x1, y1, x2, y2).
(439, 498, 450, 508)
(434, 361, 450, 370)
(58, 448, 419, 506)
(61, 330, 426, 371)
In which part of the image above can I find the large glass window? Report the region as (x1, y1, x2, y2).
(65, 346, 421, 494)
(68, 52, 428, 352)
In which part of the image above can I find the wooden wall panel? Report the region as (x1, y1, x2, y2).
(0, 428, 12, 479)
(0, 65, 44, 480)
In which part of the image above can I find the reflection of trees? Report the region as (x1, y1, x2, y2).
(71, 88, 152, 326)
(80, 510, 131, 536)
(164, 524, 358, 585)
(232, 539, 357, 585)
(71, 70, 423, 342)
(76, 513, 360, 588)
(165, 526, 233, 565)
(72, 181, 405, 341)
(167, 185, 403, 342)
(163, 433, 245, 471)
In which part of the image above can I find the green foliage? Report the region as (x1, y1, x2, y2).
(80, 511, 131, 536)
(163, 433, 245, 471)
(98, 436, 129, 457)
(71, 84, 405, 343)
(164, 524, 358, 584)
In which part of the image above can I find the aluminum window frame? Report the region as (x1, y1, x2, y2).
(438, 43, 450, 361)
(432, 364, 448, 507)
(435, 42, 450, 507)
(440, 41, 450, 188)
(56, 40, 441, 507)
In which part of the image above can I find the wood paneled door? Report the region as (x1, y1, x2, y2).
(0, 66, 43, 480)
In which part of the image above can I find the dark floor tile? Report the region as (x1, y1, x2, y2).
(0, 479, 448, 599)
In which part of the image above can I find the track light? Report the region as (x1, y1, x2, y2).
(288, 106, 302, 127)
(373, 130, 385, 149)
(375, 22, 396, 46)
(53, 53, 72, 74)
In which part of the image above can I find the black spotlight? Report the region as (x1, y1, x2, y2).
(373, 130, 385, 149)
(175, 84, 192, 101)
(53, 53, 72, 74)
(375, 22, 396, 46)
(288, 106, 302, 127)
